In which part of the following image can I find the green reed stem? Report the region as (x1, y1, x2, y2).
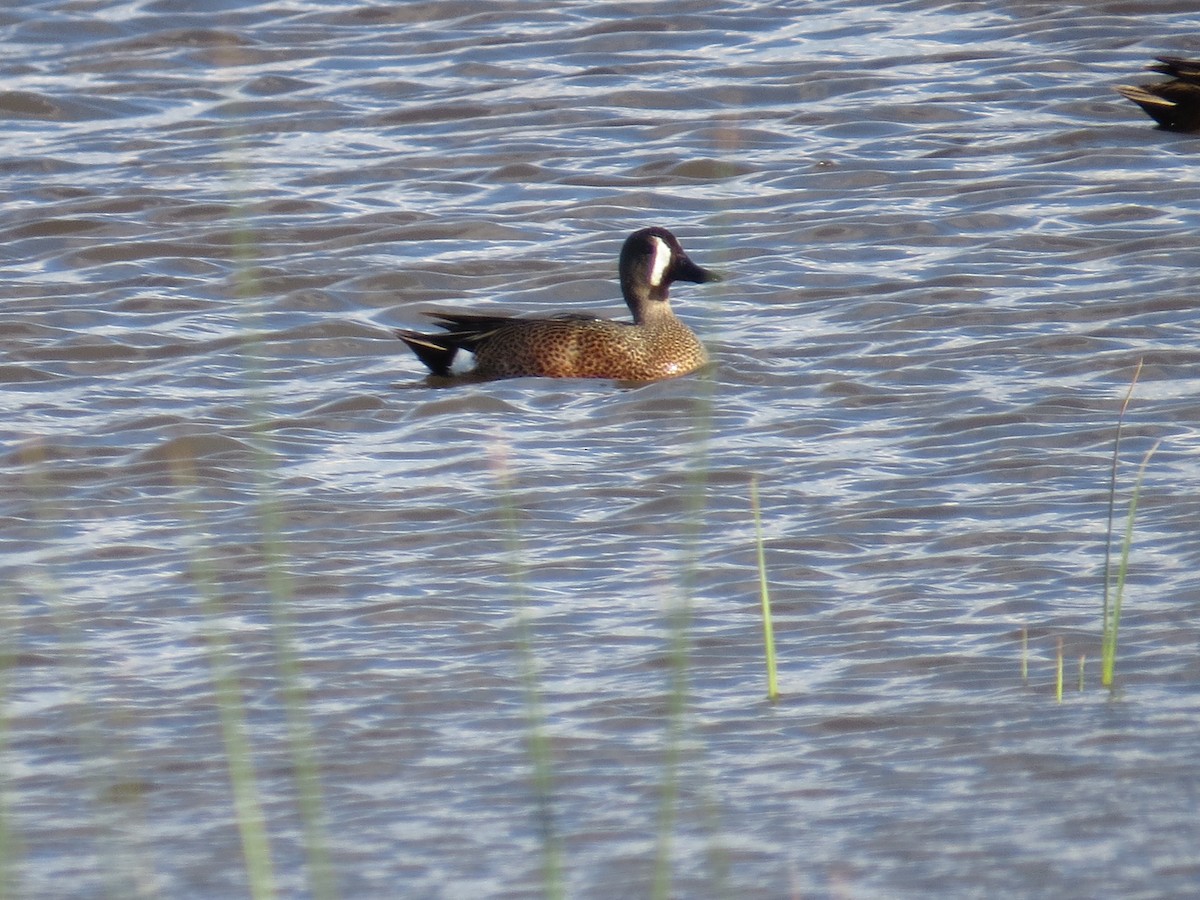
(15, 445, 153, 897)
(1101, 439, 1161, 688)
(172, 457, 276, 900)
(1055, 637, 1063, 704)
(219, 129, 334, 897)
(1078, 654, 1086, 692)
(749, 477, 779, 702)
(488, 435, 563, 900)
(652, 368, 727, 900)
(1102, 360, 1142, 679)
(652, 597, 687, 900)
(252, 452, 335, 900)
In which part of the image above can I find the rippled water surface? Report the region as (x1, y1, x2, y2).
(4, 1, 1200, 897)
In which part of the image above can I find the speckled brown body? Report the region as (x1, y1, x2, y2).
(431, 311, 708, 381)
(397, 227, 720, 382)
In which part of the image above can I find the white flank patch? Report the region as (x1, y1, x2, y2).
(450, 349, 476, 375)
(648, 235, 672, 287)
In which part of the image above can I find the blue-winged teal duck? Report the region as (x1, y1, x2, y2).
(397, 227, 720, 381)
(1117, 56, 1200, 132)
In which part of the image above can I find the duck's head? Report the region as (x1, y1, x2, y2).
(619, 226, 721, 319)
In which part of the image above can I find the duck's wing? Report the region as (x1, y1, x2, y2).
(550, 312, 609, 323)
(426, 312, 522, 335)
(427, 311, 606, 329)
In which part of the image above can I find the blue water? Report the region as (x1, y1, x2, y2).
(3, 1, 1200, 897)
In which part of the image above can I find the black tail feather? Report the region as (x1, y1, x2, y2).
(396, 330, 458, 376)
(1151, 56, 1200, 81)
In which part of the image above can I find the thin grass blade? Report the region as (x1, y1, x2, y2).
(1101, 439, 1161, 687)
(749, 477, 779, 702)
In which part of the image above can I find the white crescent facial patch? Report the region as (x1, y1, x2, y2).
(648, 235, 672, 287)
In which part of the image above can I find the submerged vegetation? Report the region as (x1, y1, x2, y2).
(1101, 437, 1160, 688)
(1029, 361, 1161, 697)
(1100, 361, 1159, 690)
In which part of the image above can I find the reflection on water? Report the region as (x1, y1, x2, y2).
(3, 1, 1200, 897)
